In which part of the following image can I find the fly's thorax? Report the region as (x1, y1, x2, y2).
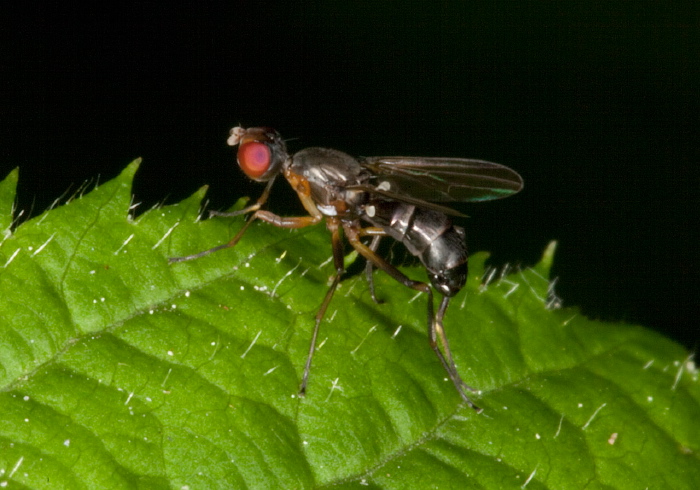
(315, 188, 369, 217)
(289, 147, 370, 217)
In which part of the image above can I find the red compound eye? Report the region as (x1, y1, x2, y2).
(238, 141, 271, 179)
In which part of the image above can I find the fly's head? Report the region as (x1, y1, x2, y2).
(227, 126, 289, 182)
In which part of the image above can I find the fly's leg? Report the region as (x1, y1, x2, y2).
(359, 227, 388, 304)
(299, 217, 345, 397)
(209, 172, 279, 219)
(346, 225, 479, 410)
(433, 296, 481, 411)
(365, 235, 383, 304)
(168, 213, 255, 263)
(169, 210, 320, 262)
(169, 178, 323, 263)
(169, 178, 278, 263)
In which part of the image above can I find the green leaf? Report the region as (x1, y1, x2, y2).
(0, 167, 18, 235)
(0, 163, 698, 489)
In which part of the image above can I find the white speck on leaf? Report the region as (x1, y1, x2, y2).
(9, 456, 23, 478)
(114, 233, 135, 255)
(554, 415, 564, 438)
(263, 366, 279, 376)
(3, 248, 21, 268)
(351, 325, 377, 354)
(521, 466, 537, 488)
(152, 222, 179, 250)
(241, 330, 262, 359)
(162, 368, 173, 387)
(673, 354, 695, 390)
(503, 282, 519, 298)
(324, 377, 343, 402)
(271, 258, 302, 296)
(582, 403, 607, 430)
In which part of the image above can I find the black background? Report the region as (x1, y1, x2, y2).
(3, 3, 698, 348)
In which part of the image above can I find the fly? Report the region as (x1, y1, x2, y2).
(170, 126, 523, 410)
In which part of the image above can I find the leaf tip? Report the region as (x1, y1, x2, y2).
(0, 167, 19, 230)
(189, 185, 210, 205)
(534, 240, 558, 277)
(2, 167, 19, 185)
(123, 158, 142, 178)
(541, 240, 557, 266)
(0, 167, 19, 199)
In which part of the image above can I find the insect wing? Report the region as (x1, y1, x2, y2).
(360, 156, 523, 203)
(348, 184, 468, 217)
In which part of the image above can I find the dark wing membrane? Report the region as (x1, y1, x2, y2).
(360, 156, 523, 202)
(345, 185, 468, 217)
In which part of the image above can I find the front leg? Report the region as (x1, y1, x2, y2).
(210, 176, 277, 219)
(254, 211, 322, 229)
(169, 208, 322, 263)
(170, 172, 324, 263)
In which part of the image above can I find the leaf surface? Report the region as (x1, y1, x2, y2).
(0, 163, 698, 489)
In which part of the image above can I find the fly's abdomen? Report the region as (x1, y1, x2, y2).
(363, 200, 468, 297)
